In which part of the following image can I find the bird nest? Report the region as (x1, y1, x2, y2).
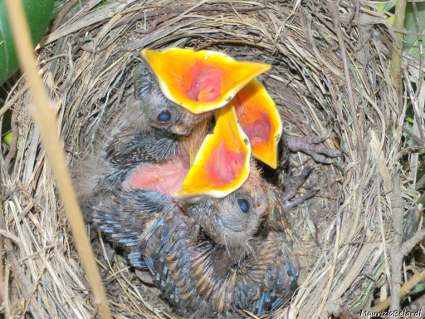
(0, 1, 415, 318)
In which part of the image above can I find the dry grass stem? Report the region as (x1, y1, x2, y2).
(390, 0, 407, 96)
(4, 1, 112, 318)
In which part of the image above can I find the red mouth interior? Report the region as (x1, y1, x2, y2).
(205, 141, 244, 186)
(123, 156, 189, 195)
(240, 112, 271, 147)
(186, 62, 223, 102)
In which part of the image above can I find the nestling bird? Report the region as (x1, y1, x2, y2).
(82, 104, 301, 315)
(142, 203, 299, 317)
(86, 177, 298, 317)
(84, 135, 281, 269)
(99, 57, 339, 189)
(132, 59, 212, 137)
(77, 56, 340, 317)
(81, 110, 309, 269)
(77, 59, 209, 208)
(83, 119, 301, 316)
(104, 59, 209, 169)
(79, 80, 301, 317)
(78, 56, 338, 262)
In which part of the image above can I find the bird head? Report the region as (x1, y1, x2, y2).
(180, 164, 269, 251)
(134, 60, 209, 136)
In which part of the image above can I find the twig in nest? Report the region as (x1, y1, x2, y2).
(51, 0, 80, 31)
(371, 269, 425, 313)
(3, 264, 8, 318)
(368, 207, 425, 313)
(390, 0, 407, 98)
(416, 174, 425, 190)
(411, 2, 424, 101)
(401, 225, 425, 257)
(390, 173, 403, 311)
(303, 10, 343, 79)
(195, 39, 268, 51)
(404, 70, 425, 144)
(0, 237, 4, 307)
(327, 1, 362, 157)
(4, 1, 112, 318)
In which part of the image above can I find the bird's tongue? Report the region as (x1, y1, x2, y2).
(123, 157, 189, 195)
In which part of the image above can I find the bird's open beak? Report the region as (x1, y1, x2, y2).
(175, 105, 251, 198)
(234, 80, 282, 169)
(141, 48, 270, 114)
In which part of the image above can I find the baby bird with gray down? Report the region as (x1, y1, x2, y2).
(80, 102, 300, 315)
(86, 162, 298, 317)
(79, 60, 312, 263)
(78, 58, 340, 316)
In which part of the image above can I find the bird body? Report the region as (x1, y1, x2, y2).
(86, 182, 298, 317)
(80, 114, 300, 315)
(77, 56, 340, 317)
(77, 69, 300, 315)
(143, 205, 298, 317)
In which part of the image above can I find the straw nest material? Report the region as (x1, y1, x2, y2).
(0, 1, 417, 318)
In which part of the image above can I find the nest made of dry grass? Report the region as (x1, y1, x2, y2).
(0, 0, 417, 318)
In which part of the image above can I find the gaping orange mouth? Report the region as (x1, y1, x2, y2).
(142, 48, 270, 114)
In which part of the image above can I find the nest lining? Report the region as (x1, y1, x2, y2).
(0, 1, 413, 318)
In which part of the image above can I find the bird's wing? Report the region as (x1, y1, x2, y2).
(105, 128, 179, 167)
(85, 187, 172, 269)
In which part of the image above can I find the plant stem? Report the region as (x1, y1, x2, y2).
(4, 1, 112, 318)
(390, 0, 407, 97)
